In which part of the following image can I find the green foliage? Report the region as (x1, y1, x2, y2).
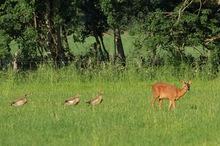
(0, 30, 11, 62)
(0, 0, 34, 35)
(0, 0, 38, 69)
(100, 0, 148, 29)
(76, 0, 109, 39)
(0, 0, 220, 76)
(130, 1, 220, 75)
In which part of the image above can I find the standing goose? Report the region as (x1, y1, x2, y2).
(86, 91, 104, 105)
(64, 94, 81, 106)
(11, 94, 28, 106)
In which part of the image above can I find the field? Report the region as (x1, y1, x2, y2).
(3, 32, 220, 146)
(0, 66, 220, 146)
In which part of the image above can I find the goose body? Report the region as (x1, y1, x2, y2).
(64, 94, 81, 106)
(11, 94, 28, 106)
(86, 91, 103, 105)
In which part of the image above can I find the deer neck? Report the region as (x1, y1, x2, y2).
(98, 95, 103, 100)
(23, 96, 27, 101)
(176, 87, 187, 100)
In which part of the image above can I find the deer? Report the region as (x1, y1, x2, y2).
(151, 80, 192, 110)
(64, 93, 81, 106)
(86, 90, 104, 105)
(11, 94, 28, 106)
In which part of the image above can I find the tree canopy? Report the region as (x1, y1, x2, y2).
(0, 0, 219, 75)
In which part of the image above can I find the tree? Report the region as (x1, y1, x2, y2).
(76, 0, 110, 65)
(0, 0, 38, 70)
(0, 0, 77, 69)
(35, 0, 76, 67)
(100, 0, 149, 66)
(132, 0, 220, 73)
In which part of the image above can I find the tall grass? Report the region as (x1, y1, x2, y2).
(0, 65, 220, 146)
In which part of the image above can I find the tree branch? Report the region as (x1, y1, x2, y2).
(177, 0, 195, 21)
(205, 36, 220, 44)
(197, 0, 202, 15)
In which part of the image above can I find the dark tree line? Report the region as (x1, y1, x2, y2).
(0, 0, 219, 73)
(132, 0, 220, 74)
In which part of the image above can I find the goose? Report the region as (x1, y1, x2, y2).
(64, 94, 81, 106)
(11, 94, 28, 106)
(86, 91, 104, 105)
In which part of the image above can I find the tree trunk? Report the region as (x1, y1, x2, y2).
(48, 0, 58, 66)
(94, 34, 104, 62)
(152, 47, 157, 66)
(56, 26, 65, 67)
(45, 0, 66, 67)
(114, 26, 126, 66)
(49, 23, 58, 66)
(34, 10, 47, 62)
(13, 52, 18, 71)
(99, 34, 109, 62)
(93, 42, 98, 64)
(62, 25, 70, 51)
(62, 25, 74, 63)
(45, 12, 54, 64)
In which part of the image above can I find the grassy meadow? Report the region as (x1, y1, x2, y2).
(0, 65, 220, 146)
(3, 33, 220, 146)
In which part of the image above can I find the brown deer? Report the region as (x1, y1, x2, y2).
(152, 81, 192, 109)
(64, 94, 81, 106)
(11, 94, 28, 106)
(86, 91, 104, 105)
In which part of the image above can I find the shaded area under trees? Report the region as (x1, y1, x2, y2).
(0, 0, 219, 77)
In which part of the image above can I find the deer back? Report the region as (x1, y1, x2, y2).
(152, 82, 181, 99)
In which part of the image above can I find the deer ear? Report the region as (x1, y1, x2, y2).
(188, 80, 192, 84)
(182, 80, 186, 84)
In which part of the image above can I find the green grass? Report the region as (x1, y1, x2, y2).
(4, 30, 220, 146)
(0, 66, 220, 146)
(68, 31, 135, 55)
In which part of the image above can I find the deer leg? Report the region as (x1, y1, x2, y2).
(158, 99, 163, 109)
(152, 95, 158, 108)
(168, 100, 173, 110)
(172, 101, 176, 110)
(168, 100, 176, 110)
